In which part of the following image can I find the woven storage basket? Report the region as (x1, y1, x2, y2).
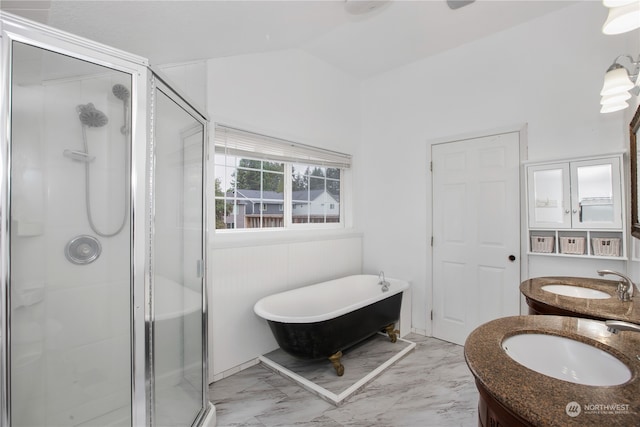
(592, 237, 620, 257)
(531, 236, 554, 253)
(559, 236, 585, 254)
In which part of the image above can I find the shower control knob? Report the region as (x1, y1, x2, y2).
(78, 243, 92, 256)
(65, 235, 102, 265)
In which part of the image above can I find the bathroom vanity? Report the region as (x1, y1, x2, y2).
(465, 315, 640, 427)
(520, 276, 640, 323)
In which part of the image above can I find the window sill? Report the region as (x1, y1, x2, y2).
(210, 227, 363, 249)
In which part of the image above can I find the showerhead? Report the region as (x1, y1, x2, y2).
(77, 103, 108, 127)
(112, 84, 130, 101)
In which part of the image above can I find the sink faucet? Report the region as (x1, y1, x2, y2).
(605, 320, 640, 334)
(378, 271, 390, 292)
(596, 270, 637, 302)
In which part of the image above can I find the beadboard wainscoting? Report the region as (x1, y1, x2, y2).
(209, 234, 364, 381)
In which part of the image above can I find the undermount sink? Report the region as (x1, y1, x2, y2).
(502, 333, 631, 386)
(541, 284, 611, 299)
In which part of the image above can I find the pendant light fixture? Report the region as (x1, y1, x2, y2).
(601, 62, 636, 96)
(602, 0, 640, 35)
(599, 1, 640, 113)
(599, 56, 639, 113)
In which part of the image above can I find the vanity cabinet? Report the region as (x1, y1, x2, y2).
(526, 155, 625, 259)
(477, 381, 531, 427)
(527, 157, 622, 229)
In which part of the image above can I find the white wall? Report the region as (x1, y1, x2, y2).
(206, 49, 364, 379)
(359, 2, 636, 334)
(157, 61, 208, 113)
(207, 49, 360, 154)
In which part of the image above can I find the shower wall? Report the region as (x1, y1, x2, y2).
(11, 61, 132, 425)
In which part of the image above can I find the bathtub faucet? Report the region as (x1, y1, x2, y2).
(378, 271, 390, 292)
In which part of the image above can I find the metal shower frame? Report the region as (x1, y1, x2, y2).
(0, 11, 212, 427)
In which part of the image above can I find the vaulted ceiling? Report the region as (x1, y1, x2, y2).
(2, 0, 578, 79)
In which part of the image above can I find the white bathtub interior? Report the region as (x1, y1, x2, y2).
(254, 274, 410, 323)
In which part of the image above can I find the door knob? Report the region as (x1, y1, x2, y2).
(508, 255, 516, 262)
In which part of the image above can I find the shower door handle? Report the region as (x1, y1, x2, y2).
(196, 259, 205, 278)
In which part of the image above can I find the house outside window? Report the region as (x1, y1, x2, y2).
(291, 164, 340, 224)
(213, 125, 350, 231)
(215, 158, 285, 229)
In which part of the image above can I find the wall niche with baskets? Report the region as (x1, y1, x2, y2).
(526, 154, 626, 259)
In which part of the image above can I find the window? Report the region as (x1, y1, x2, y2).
(216, 158, 285, 229)
(291, 164, 340, 224)
(214, 125, 351, 231)
(254, 202, 269, 212)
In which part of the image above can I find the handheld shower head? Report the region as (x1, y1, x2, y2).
(112, 84, 130, 101)
(77, 103, 108, 127)
(72, 91, 129, 238)
(112, 84, 130, 135)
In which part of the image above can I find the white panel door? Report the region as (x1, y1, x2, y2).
(432, 132, 520, 345)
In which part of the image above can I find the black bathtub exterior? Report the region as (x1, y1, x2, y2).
(266, 292, 403, 360)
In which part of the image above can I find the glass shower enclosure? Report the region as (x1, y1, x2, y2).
(0, 12, 214, 427)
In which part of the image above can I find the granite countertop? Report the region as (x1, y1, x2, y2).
(520, 276, 640, 323)
(465, 315, 640, 427)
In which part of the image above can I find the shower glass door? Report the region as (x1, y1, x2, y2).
(9, 41, 132, 426)
(151, 80, 205, 426)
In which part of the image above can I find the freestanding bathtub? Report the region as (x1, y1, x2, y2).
(254, 274, 409, 376)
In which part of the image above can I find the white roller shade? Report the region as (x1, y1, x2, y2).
(214, 124, 352, 169)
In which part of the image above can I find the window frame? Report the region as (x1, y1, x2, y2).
(214, 157, 346, 232)
(288, 163, 343, 228)
(213, 124, 351, 234)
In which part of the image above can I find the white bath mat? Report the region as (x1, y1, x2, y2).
(259, 332, 416, 406)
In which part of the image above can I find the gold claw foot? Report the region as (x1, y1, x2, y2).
(384, 323, 400, 343)
(328, 351, 344, 376)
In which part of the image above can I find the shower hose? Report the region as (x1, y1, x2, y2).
(81, 123, 129, 237)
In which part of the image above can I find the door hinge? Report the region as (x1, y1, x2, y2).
(430, 161, 433, 172)
(431, 236, 434, 247)
(431, 310, 433, 321)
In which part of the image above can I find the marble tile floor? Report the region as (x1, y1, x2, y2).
(210, 334, 479, 427)
(260, 333, 416, 405)
(77, 380, 203, 427)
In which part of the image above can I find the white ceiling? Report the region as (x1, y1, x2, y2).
(1, 0, 578, 79)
